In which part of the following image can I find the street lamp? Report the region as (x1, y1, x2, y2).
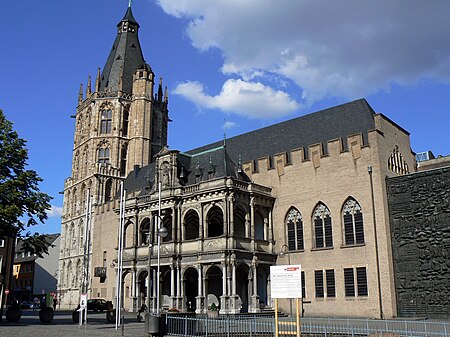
(278, 244, 293, 317)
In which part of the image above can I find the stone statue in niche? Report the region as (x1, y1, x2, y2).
(161, 162, 170, 188)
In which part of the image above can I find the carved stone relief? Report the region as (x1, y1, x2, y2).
(387, 168, 450, 318)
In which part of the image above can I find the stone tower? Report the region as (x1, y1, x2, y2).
(58, 6, 168, 308)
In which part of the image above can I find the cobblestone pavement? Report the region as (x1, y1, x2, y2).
(0, 310, 148, 337)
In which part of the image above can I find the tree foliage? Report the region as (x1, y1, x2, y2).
(0, 109, 52, 256)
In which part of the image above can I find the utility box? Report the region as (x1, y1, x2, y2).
(145, 314, 159, 336)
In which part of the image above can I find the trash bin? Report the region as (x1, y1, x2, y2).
(145, 313, 159, 336)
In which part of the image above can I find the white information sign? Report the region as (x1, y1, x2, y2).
(270, 265, 302, 299)
(80, 294, 87, 309)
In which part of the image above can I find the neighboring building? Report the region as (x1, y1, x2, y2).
(57, 5, 447, 319)
(13, 234, 60, 302)
(0, 236, 15, 312)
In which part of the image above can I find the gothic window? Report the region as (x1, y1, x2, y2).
(286, 207, 304, 251)
(342, 198, 364, 245)
(120, 147, 128, 176)
(122, 109, 129, 136)
(313, 203, 333, 249)
(100, 109, 112, 134)
(104, 179, 112, 202)
(98, 148, 110, 166)
(387, 145, 409, 175)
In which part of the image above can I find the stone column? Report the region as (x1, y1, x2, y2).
(268, 209, 274, 252)
(229, 255, 240, 314)
(195, 264, 204, 314)
(220, 262, 228, 314)
(250, 197, 255, 250)
(131, 269, 138, 312)
(250, 257, 260, 313)
(170, 264, 175, 308)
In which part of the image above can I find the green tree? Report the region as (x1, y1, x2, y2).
(0, 109, 52, 256)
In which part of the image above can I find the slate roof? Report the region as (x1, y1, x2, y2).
(188, 99, 376, 163)
(99, 7, 146, 93)
(124, 99, 377, 194)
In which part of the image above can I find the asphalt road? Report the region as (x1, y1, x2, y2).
(0, 309, 147, 337)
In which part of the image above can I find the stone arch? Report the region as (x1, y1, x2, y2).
(234, 204, 247, 238)
(66, 260, 72, 288)
(206, 205, 224, 238)
(236, 263, 250, 313)
(162, 213, 173, 242)
(139, 218, 151, 246)
(123, 220, 134, 248)
(183, 267, 198, 312)
(205, 265, 223, 309)
(183, 209, 200, 240)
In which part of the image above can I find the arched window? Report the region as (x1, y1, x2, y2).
(313, 203, 333, 248)
(104, 179, 112, 202)
(162, 215, 172, 242)
(100, 109, 112, 134)
(185, 210, 199, 240)
(120, 147, 128, 176)
(342, 198, 364, 245)
(234, 206, 246, 238)
(207, 206, 224, 238)
(98, 148, 110, 166)
(139, 218, 151, 245)
(286, 208, 304, 251)
(254, 211, 265, 240)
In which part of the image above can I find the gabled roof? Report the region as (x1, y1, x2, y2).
(99, 7, 146, 93)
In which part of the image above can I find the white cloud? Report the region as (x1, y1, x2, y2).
(222, 121, 237, 130)
(47, 205, 63, 218)
(158, 1, 450, 105)
(173, 79, 300, 119)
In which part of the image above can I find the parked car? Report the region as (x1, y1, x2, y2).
(87, 299, 108, 312)
(20, 301, 36, 309)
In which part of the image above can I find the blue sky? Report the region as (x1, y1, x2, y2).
(1, 0, 449, 234)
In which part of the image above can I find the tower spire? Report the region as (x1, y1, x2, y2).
(128, 0, 133, 8)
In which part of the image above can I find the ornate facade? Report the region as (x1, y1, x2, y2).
(58, 6, 449, 319)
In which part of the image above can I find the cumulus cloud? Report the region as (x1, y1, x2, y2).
(47, 205, 63, 218)
(222, 121, 237, 130)
(173, 79, 300, 119)
(158, 0, 450, 105)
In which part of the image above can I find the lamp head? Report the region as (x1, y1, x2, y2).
(158, 226, 168, 238)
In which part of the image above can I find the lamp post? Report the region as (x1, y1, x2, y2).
(278, 244, 293, 317)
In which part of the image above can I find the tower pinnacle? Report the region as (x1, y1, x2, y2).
(128, 0, 132, 8)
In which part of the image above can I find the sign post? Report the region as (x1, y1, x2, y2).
(79, 294, 87, 328)
(270, 265, 302, 337)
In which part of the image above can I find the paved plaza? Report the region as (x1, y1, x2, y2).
(0, 310, 148, 337)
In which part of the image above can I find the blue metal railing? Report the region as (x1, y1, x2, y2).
(165, 314, 450, 337)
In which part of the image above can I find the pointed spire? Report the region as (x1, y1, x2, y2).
(95, 67, 101, 92)
(164, 86, 168, 103)
(78, 83, 83, 103)
(86, 75, 92, 96)
(128, 0, 133, 8)
(237, 155, 243, 174)
(158, 77, 163, 102)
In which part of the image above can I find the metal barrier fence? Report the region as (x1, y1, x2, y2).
(165, 315, 450, 337)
